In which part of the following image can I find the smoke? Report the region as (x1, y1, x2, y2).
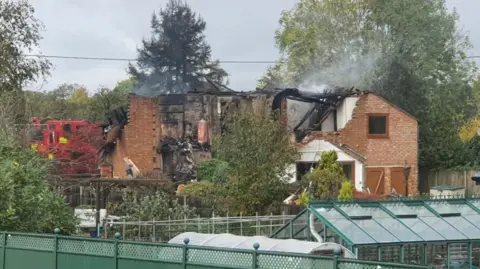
(131, 73, 192, 97)
(298, 45, 384, 92)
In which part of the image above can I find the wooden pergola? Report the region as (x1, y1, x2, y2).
(52, 174, 173, 229)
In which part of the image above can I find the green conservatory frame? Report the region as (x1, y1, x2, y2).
(270, 197, 480, 268)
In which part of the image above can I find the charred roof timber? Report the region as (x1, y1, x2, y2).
(268, 86, 363, 140)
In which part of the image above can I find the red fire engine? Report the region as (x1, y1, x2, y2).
(28, 117, 105, 175)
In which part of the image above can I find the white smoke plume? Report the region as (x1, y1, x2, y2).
(298, 46, 384, 92)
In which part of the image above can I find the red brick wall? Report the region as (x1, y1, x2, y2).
(299, 93, 419, 195)
(100, 164, 113, 178)
(110, 94, 222, 178)
(108, 95, 156, 177)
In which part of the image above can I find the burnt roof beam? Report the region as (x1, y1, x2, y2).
(293, 102, 324, 132)
(302, 94, 350, 132)
(286, 96, 338, 106)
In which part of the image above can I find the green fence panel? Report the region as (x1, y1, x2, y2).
(56, 238, 115, 269)
(186, 248, 251, 269)
(337, 259, 431, 269)
(4, 234, 55, 269)
(0, 231, 436, 269)
(186, 246, 251, 269)
(58, 254, 114, 269)
(256, 252, 334, 269)
(117, 241, 183, 269)
(5, 248, 54, 269)
(0, 234, 4, 269)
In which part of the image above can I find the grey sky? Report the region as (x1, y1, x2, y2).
(28, 0, 480, 94)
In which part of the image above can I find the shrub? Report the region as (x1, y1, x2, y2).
(338, 181, 354, 202)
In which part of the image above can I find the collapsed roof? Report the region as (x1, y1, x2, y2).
(128, 85, 365, 138)
(265, 86, 364, 139)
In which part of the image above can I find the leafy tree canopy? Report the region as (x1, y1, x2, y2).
(25, 78, 133, 122)
(303, 151, 346, 199)
(129, 0, 227, 94)
(180, 181, 228, 214)
(109, 188, 195, 221)
(459, 80, 480, 142)
(107, 187, 196, 241)
(88, 78, 134, 121)
(338, 181, 354, 202)
(0, 0, 51, 92)
(0, 137, 77, 233)
(25, 83, 86, 120)
(197, 159, 230, 184)
(261, 0, 478, 169)
(213, 111, 299, 214)
(182, 110, 299, 215)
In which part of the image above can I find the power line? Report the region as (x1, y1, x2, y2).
(24, 54, 480, 63)
(26, 54, 480, 64)
(24, 54, 279, 64)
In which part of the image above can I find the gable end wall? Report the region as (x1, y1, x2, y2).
(298, 93, 419, 194)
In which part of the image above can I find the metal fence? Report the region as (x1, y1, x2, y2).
(101, 213, 296, 242)
(0, 231, 432, 269)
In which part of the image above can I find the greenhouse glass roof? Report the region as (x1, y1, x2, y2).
(169, 232, 354, 257)
(308, 198, 480, 246)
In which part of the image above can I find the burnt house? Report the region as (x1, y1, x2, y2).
(103, 90, 274, 180)
(278, 87, 418, 196)
(102, 85, 418, 196)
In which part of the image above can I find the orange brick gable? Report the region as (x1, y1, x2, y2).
(296, 93, 418, 195)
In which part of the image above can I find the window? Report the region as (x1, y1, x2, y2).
(49, 132, 55, 144)
(342, 164, 353, 181)
(162, 151, 173, 175)
(368, 114, 388, 138)
(63, 123, 72, 133)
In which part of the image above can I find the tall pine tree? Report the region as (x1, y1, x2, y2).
(129, 0, 228, 94)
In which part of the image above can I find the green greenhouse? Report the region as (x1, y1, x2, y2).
(270, 197, 480, 268)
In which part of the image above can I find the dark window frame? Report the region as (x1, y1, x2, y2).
(49, 132, 55, 144)
(367, 113, 389, 138)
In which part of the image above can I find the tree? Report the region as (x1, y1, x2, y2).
(262, 0, 478, 169)
(257, 62, 288, 89)
(24, 79, 130, 122)
(297, 192, 309, 207)
(107, 187, 196, 241)
(0, 1, 51, 137)
(180, 110, 299, 215)
(180, 181, 228, 214)
(197, 159, 230, 184)
(89, 78, 133, 121)
(24, 83, 82, 120)
(338, 181, 354, 202)
(459, 80, 480, 142)
(109, 188, 195, 221)
(303, 151, 346, 199)
(129, 0, 227, 94)
(0, 92, 27, 140)
(0, 137, 77, 233)
(68, 87, 92, 120)
(0, 0, 51, 92)
(213, 110, 299, 214)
